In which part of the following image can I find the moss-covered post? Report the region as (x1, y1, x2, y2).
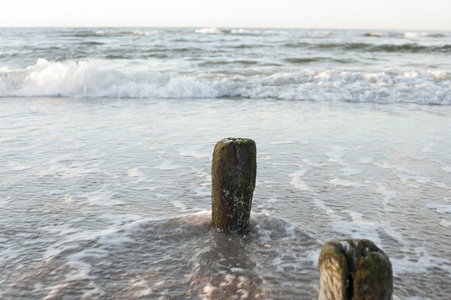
(318, 239, 393, 300)
(211, 138, 256, 233)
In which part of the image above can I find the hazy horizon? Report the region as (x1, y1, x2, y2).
(1, 0, 450, 31)
(1, 25, 450, 32)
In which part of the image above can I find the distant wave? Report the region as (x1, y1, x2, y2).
(422, 33, 447, 38)
(80, 41, 104, 46)
(1, 59, 450, 105)
(371, 44, 451, 53)
(363, 32, 382, 37)
(400, 32, 447, 38)
(57, 28, 329, 38)
(363, 32, 447, 38)
(194, 27, 222, 34)
(285, 42, 451, 53)
(283, 57, 355, 64)
(194, 27, 289, 35)
(198, 60, 259, 66)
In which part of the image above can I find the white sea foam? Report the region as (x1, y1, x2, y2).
(302, 159, 324, 168)
(391, 247, 451, 277)
(320, 208, 407, 248)
(325, 146, 348, 165)
(133, 31, 150, 36)
(288, 169, 313, 191)
(404, 32, 419, 38)
(195, 27, 221, 34)
(270, 137, 309, 145)
(97, 229, 135, 246)
(179, 145, 210, 159)
(373, 161, 432, 184)
(127, 166, 154, 182)
(171, 200, 188, 211)
(340, 166, 362, 176)
(155, 160, 180, 170)
(1, 59, 450, 104)
(313, 198, 336, 217)
(375, 183, 398, 209)
(358, 157, 373, 164)
(7, 161, 32, 171)
(39, 216, 150, 299)
(332, 211, 382, 245)
(230, 29, 288, 35)
(308, 31, 332, 36)
(81, 188, 123, 206)
(42, 214, 144, 260)
(381, 222, 407, 246)
(231, 28, 256, 35)
(37, 161, 115, 179)
(329, 178, 364, 187)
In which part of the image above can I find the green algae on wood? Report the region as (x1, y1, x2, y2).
(318, 239, 393, 300)
(211, 138, 257, 233)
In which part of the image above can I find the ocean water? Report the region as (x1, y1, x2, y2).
(1, 27, 450, 299)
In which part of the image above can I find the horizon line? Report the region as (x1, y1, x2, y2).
(0, 25, 450, 32)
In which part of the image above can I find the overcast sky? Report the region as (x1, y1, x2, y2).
(1, 0, 450, 30)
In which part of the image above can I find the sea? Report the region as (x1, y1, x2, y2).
(0, 27, 450, 299)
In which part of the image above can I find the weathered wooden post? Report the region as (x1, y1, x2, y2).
(318, 239, 393, 300)
(211, 138, 257, 233)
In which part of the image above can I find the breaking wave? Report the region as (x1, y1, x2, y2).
(1, 59, 450, 105)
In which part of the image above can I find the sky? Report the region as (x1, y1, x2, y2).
(1, 0, 450, 30)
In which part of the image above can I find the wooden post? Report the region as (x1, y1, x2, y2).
(318, 239, 393, 300)
(211, 138, 257, 233)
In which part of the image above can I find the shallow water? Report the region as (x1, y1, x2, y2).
(1, 97, 450, 299)
(1, 26, 451, 298)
